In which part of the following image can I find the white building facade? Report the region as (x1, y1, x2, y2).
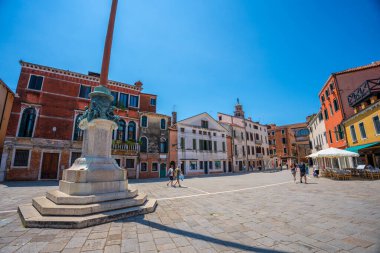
(176, 113, 229, 175)
(308, 111, 328, 154)
(218, 101, 269, 171)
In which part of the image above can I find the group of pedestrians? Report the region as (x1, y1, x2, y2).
(166, 165, 184, 187)
(290, 162, 308, 184)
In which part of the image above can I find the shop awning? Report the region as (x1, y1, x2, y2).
(345, 142, 380, 153)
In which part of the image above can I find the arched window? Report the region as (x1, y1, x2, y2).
(141, 116, 148, 127)
(117, 120, 126, 141)
(127, 121, 136, 141)
(140, 137, 148, 153)
(73, 114, 84, 141)
(18, 107, 37, 137)
(160, 119, 166, 130)
(160, 138, 167, 153)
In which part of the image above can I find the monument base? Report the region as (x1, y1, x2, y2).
(18, 118, 157, 228)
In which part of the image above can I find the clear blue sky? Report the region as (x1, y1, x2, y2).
(1, 0, 379, 125)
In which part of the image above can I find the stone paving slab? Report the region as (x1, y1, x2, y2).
(0, 171, 380, 252)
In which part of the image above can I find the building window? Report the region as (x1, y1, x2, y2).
(234, 145, 238, 155)
(180, 137, 185, 150)
(73, 114, 84, 141)
(281, 129, 285, 135)
(79, 85, 91, 99)
(119, 93, 128, 108)
(192, 129, 196, 134)
(321, 95, 325, 103)
(115, 159, 121, 166)
(330, 82, 335, 91)
(329, 130, 333, 143)
(193, 139, 196, 150)
(111, 91, 119, 106)
(282, 138, 286, 144)
(152, 163, 158, 171)
(18, 107, 37, 137)
(140, 163, 147, 172)
(150, 98, 156, 106)
(140, 137, 148, 153)
(201, 120, 209, 129)
(337, 124, 344, 140)
(160, 138, 167, 153)
(213, 132, 216, 137)
(180, 128, 185, 132)
(13, 149, 30, 167)
(329, 105, 334, 115)
(247, 146, 250, 155)
(242, 146, 245, 156)
(215, 161, 221, 169)
(141, 116, 148, 127)
(373, 116, 380, 135)
(117, 120, 126, 141)
(222, 134, 225, 137)
(273, 149, 276, 155)
(333, 99, 339, 111)
(129, 95, 139, 107)
(241, 132, 244, 140)
(70, 152, 81, 166)
(28, 75, 43, 90)
(324, 109, 329, 120)
(318, 112, 323, 122)
(359, 122, 367, 139)
(222, 142, 226, 152)
(209, 161, 213, 169)
(190, 161, 197, 170)
(284, 148, 287, 154)
(127, 121, 136, 141)
(160, 119, 166, 130)
(126, 159, 135, 168)
(325, 89, 330, 98)
(271, 131, 275, 136)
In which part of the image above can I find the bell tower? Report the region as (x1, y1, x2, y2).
(234, 98, 245, 118)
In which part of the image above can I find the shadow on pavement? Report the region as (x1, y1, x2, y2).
(130, 218, 288, 253)
(0, 181, 59, 187)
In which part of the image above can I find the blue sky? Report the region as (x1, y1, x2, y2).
(1, 0, 379, 125)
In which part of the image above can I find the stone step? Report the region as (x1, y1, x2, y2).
(33, 193, 147, 216)
(59, 179, 128, 195)
(18, 199, 157, 229)
(46, 186, 138, 205)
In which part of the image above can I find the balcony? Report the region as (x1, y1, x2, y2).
(256, 153, 263, 158)
(255, 139, 263, 145)
(112, 143, 139, 155)
(347, 78, 380, 107)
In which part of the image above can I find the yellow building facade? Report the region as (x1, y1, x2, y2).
(344, 97, 380, 167)
(0, 79, 15, 181)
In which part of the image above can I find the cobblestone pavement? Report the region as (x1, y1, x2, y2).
(0, 171, 379, 253)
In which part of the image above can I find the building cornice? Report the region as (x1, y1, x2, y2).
(20, 61, 141, 91)
(343, 100, 380, 125)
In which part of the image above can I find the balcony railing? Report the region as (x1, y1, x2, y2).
(347, 78, 380, 107)
(112, 143, 139, 152)
(255, 139, 263, 145)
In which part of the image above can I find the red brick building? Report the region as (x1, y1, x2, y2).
(319, 61, 380, 149)
(1, 61, 168, 181)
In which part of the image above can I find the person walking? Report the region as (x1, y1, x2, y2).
(166, 165, 174, 187)
(173, 166, 182, 187)
(290, 163, 296, 182)
(300, 162, 307, 184)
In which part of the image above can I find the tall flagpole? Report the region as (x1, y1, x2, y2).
(100, 0, 118, 87)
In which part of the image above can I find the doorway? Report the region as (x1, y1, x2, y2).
(223, 161, 226, 173)
(160, 163, 166, 178)
(40, 152, 59, 180)
(204, 161, 208, 174)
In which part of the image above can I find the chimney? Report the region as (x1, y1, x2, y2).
(172, 111, 177, 125)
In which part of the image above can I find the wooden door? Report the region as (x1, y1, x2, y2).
(40, 153, 59, 180)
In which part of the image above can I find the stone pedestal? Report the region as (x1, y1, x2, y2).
(18, 118, 157, 229)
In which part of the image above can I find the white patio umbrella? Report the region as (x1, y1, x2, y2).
(307, 148, 358, 170)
